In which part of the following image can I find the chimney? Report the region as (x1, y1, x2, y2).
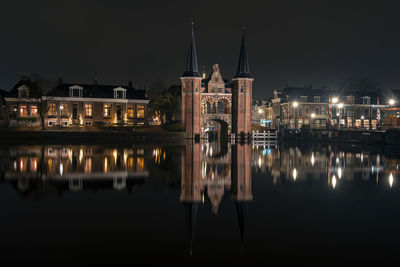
(93, 78, 98, 85)
(57, 77, 63, 85)
(128, 80, 133, 88)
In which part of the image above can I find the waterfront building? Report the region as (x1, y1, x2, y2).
(3, 76, 150, 127)
(251, 99, 273, 127)
(45, 79, 149, 127)
(181, 24, 253, 138)
(270, 85, 396, 129)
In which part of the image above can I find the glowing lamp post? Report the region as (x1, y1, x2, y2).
(292, 101, 298, 129)
(337, 103, 344, 128)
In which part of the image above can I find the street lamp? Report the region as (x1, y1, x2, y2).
(311, 113, 316, 128)
(389, 99, 395, 106)
(337, 103, 344, 128)
(292, 101, 299, 129)
(332, 97, 338, 104)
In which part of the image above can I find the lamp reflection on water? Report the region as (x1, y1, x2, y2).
(332, 175, 337, 189)
(389, 173, 394, 188)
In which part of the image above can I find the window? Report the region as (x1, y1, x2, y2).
(18, 86, 29, 98)
(127, 105, 135, 118)
(113, 88, 126, 99)
(30, 105, 38, 117)
(19, 105, 28, 117)
(137, 105, 145, 118)
(85, 104, 92, 117)
(362, 97, 370, 105)
(215, 77, 218, 82)
(298, 108, 303, 116)
(240, 85, 244, 92)
(60, 103, 68, 117)
(301, 96, 307, 102)
(315, 107, 320, 115)
(347, 96, 354, 104)
(218, 88, 222, 93)
(69, 86, 83, 97)
(73, 89, 80, 97)
(314, 96, 320, 103)
(104, 104, 112, 117)
(48, 103, 56, 117)
(211, 87, 215, 93)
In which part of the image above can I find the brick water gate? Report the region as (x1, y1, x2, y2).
(181, 25, 253, 139)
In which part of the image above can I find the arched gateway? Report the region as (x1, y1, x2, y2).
(181, 25, 253, 139)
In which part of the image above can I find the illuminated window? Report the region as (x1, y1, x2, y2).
(19, 105, 28, 117)
(137, 105, 145, 118)
(30, 105, 38, 117)
(60, 103, 68, 117)
(84, 158, 92, 173)
(85, 104, 92, 117)
(48, 103, 56, 116)
(127, 105, 135, 118)
(104, 104, 111, 117)
(136, 157, 144, 171)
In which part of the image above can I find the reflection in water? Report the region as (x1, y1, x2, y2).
(2, 146, 149, 194)
(251, 144, 400, 191)
(2, 142, 400, 261)
(180, 141, 253, 253)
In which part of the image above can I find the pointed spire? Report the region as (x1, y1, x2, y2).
(236, 201, 248, 247)
(234, 27, 251, 78)
(182, 22, 200, 77)
(184, 202, 199, 255)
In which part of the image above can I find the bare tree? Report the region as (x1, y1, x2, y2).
(30, 75, 54, 130)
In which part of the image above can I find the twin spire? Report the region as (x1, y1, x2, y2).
(182, 23, 200, 77)
(182, 24, 251, 78)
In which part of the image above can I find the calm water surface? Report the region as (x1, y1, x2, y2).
(1, 141, 400, 265)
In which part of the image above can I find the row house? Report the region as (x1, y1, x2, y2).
(271, 86, 395, 129)
(251, 99, 273, 127)
(3, 77, 150, 127)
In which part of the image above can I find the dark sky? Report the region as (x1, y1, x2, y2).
(1, 0, 400, 98)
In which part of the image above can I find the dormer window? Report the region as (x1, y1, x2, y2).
(113, 87, 127, 99)
(347, 96, 354, 104)
(18, 86, 29, 98)
(362, 96, 370, 105)
(300, 96, 307, 102)
(69, 85, 83, 97)
(314, 96, 320, 103)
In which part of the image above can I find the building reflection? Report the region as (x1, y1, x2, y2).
(180, 141, 253, 253)
(3, 145, 149, 195)
(251, 143, 400, 189)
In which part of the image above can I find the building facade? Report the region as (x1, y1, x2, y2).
(181, 25, 253, 139)
(4, 76, 150, 128)
(270, 86, 396, 129)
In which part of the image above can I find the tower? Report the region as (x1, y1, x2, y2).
(181, 23, 202, 138)
(232, 29, 253, 137)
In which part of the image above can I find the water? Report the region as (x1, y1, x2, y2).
(1, 141, 400, 265)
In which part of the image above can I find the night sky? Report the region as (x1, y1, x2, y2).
(1, 0, 400, 98)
